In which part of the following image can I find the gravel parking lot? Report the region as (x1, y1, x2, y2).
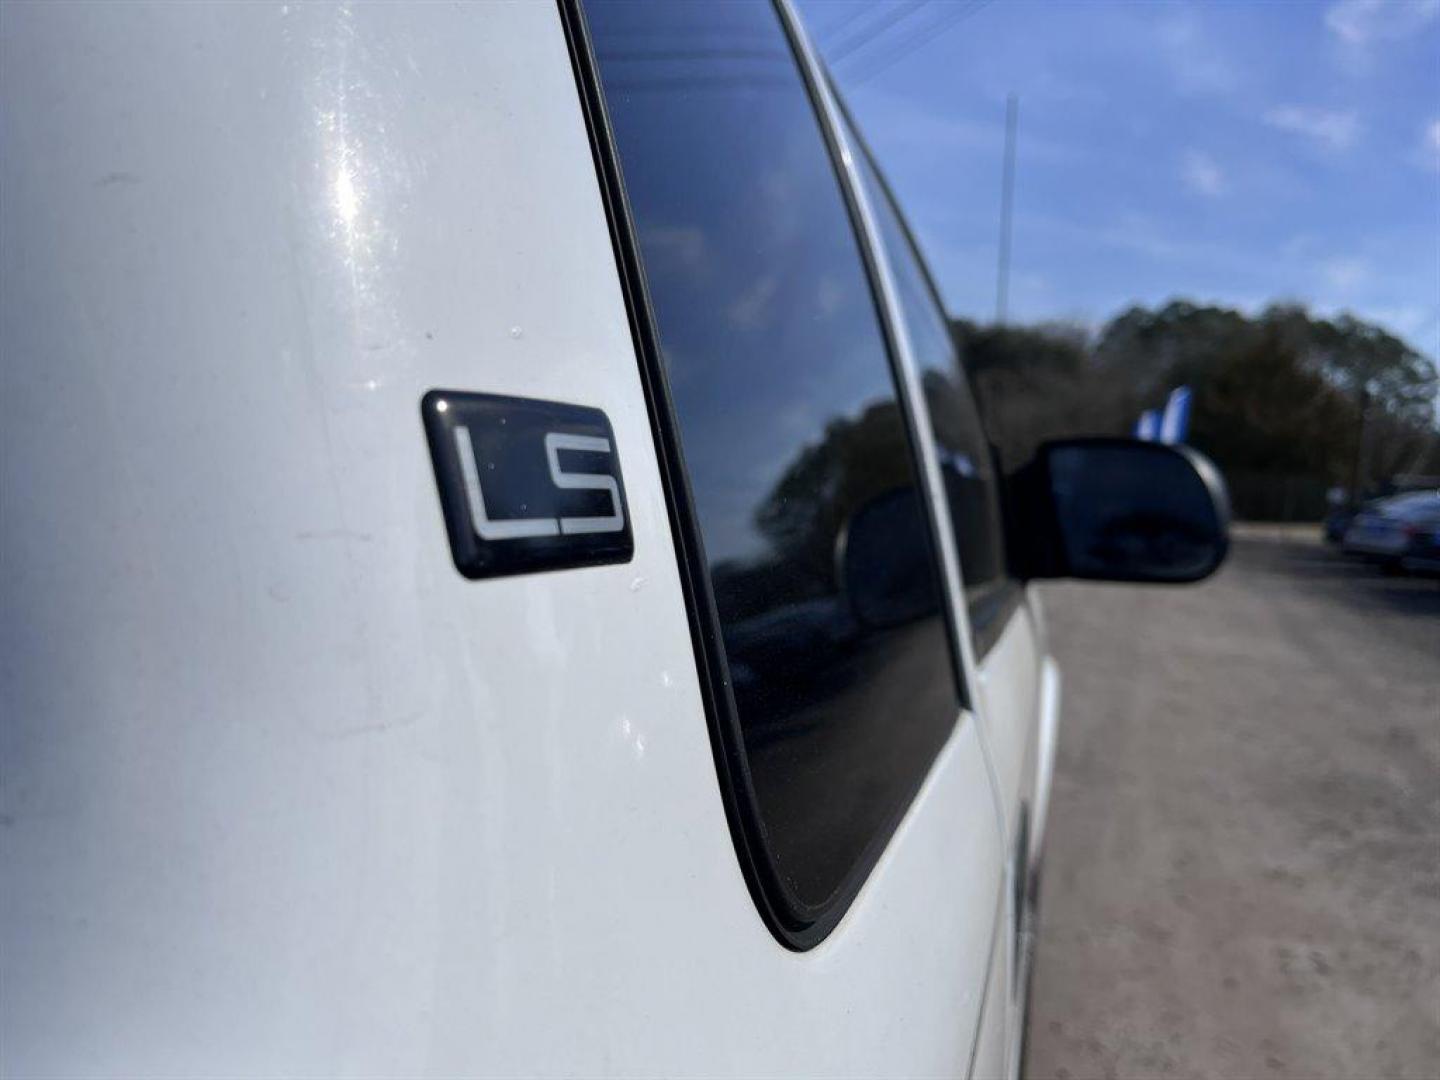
(1025, 536, 1440, 1079)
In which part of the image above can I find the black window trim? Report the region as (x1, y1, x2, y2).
(824, 76, 1026, 660)
(559, 0, 973, 951)
(776, 0, 1026, 695)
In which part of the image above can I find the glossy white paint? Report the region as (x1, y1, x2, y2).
(1, 3, 1014, 1076)
(783, 7, 1024, 1068)
(967, 901, 1012, 1080)
(1031, 655, 1064, 868)
(977, 601, 1046, 843)
(971, 599, 1048, 1078)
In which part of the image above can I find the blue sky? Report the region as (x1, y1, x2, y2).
(799, 0, 1440, 358)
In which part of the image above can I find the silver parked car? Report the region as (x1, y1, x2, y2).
(1342, 491, 1440, 569)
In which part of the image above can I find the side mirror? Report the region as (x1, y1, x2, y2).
(1009, 438, 1230, 583)
(839, 487, 941, 630)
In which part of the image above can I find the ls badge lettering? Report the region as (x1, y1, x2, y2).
(422, 390, 633, 579)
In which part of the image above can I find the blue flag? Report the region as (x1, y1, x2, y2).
(1159, 386, 1192, 444)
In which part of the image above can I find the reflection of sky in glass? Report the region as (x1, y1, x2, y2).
(589, 0, 899, 564)
(803, 0, 1440, 360)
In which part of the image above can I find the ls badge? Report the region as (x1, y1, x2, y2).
(422, 390, 633, 579)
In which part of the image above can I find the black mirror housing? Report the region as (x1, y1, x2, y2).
(1008, 437, 1230, 583)
(839, 487, 941, 630)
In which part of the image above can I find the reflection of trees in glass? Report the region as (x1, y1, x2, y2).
(919, 368, 1006, 590)
(921, 368, 981, 463)
(710, 399, 912, 623)
(755, 399, 911, 563)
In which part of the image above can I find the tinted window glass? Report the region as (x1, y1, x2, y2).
(850, 136, 1013, 645)
(586, 0, 959, 923)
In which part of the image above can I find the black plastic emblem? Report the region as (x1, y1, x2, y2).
(421, 390, 634, 579)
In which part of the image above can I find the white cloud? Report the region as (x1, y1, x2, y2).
(1181, 150, 1226, 197)
(643, 227, 707, 271)
(1262, 105, 1360, 151)
(728, 273, 780, 330)
(1156, 13, 1237, 96)
(1320, 256, 1371, 291)
(1423, 119, 1440, 171)
(1324, 0, 1439, 44)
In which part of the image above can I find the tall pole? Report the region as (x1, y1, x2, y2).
(995, 93, 1019, 326)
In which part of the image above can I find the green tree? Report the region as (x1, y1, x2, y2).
(949, 298, 1439, 517)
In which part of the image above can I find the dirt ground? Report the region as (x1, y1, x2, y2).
(1024, 536, 1440, 1079)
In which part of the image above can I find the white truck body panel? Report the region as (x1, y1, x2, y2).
(2, 3, 1024, 1075)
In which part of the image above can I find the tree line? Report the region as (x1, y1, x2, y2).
(954, 300, 1440, 520)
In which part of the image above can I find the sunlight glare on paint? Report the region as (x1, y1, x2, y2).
(334, 162, 360, 227)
